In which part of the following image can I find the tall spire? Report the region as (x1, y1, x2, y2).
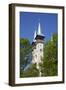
(37, 22, 42, 35)
(33, 30, 36, 42)
(34, 30, 36, 39)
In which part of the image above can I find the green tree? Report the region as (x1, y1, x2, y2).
(20, 33, 58, 77)
(20, 38, 32, 77)
(20, 64, 39, 77)
(20, 38, 39, 77)
(40, 33, 58, 76)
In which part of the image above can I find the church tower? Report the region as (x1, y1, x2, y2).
(32, 22, 45, 76)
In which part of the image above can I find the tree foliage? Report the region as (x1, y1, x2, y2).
(20, 64, 39, 77)
(40, 33, 58, 76)
(20, 33, 58, 77)
(20, 38, 39, 77)
(20, 38, 32, 72)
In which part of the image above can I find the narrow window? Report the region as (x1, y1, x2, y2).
(40, 49, 42, 52)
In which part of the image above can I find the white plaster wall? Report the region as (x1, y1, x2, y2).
(32, 42, 44, 64)
(36, 43, 44, 63)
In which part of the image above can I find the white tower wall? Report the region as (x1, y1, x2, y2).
(32, 22, 45, 76)
(32, 43, 44, 64)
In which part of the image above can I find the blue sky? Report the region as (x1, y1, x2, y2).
(20, 12, 58, 43)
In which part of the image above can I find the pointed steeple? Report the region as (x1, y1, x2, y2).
(35, 22, 45, 40)
(33, 30, 36, 42)
(34, 30, 36, 39)
(37, 22, 42, 35)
